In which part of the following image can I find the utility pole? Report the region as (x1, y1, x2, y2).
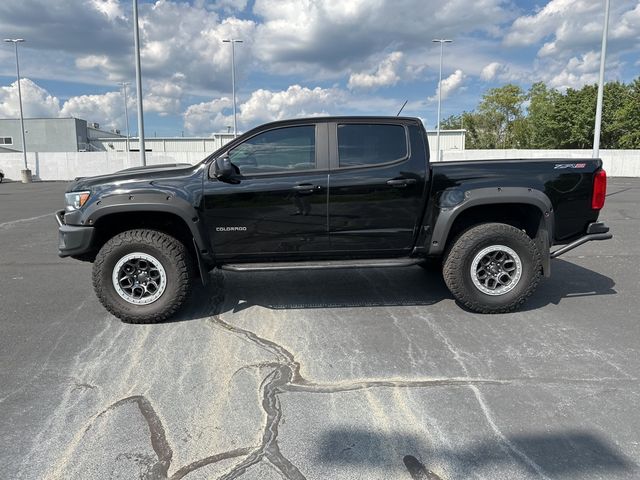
(118, 82, 131, 157)
(4, 38, 31, 182)
(432, 38, 452, 162)
(222, 39, 243, 137)
(133, 0, 146, 165)
(593, 0, 611, 158)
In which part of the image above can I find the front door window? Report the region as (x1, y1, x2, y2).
(229, 125, 316, 174)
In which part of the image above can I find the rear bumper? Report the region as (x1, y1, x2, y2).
(55, 210, 95, 257)
(550, 222, 612, 259)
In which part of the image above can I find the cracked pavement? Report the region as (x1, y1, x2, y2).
(1, 179, 639, 479)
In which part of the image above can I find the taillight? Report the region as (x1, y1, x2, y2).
(592, 169, 607, 210)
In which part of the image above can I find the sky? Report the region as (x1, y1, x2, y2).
(0, 0, 638, 137)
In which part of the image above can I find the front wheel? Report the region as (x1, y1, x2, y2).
(92, 229, 193, 323)
(443, 223, 541, 313)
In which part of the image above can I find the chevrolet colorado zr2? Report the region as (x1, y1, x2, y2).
(56, 117, 611, 323)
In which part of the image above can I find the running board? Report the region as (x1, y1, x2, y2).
(220, 257, 421, 272)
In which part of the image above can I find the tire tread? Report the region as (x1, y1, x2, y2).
(442, 223, 541, 314)
(92, 229, 192, 323)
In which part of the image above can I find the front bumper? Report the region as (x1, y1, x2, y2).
(550, 222, 612, 259)
(55, 209, 95, 257)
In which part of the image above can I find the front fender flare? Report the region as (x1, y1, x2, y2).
(77, 192, 210, 255)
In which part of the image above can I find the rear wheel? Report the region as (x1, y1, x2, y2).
(93, 229, 193, 323)
(443, 223, 541, 313)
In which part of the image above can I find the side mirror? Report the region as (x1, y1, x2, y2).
(210, 155, 239, 183)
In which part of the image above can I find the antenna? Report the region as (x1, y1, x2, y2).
(396, 100, 408, 116)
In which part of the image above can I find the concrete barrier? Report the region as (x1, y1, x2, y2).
(0, 149, 638, 181)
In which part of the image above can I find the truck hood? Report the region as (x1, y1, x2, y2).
(67, 163, 199, 192)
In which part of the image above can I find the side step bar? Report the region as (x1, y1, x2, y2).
(550, 222, 612, 259)
(221, 257, 421, 272)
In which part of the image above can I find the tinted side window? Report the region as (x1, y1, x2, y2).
(229, 125, 315, 174)
(338, 124, 407, 167)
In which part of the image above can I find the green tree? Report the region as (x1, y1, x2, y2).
(447, 77, 640, 150)
(463, 84, 528, 148)
(527, 82, 562, 148)
(616, 78, 640, 148)
(603, 81, 633, 148)
(440, 114, 463, 130)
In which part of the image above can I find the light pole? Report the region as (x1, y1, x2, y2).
(222, 38, 242, 137)
(118, 82, 131, 155)
(432, 38, 452, 162)
(4, 38, 31, 182)
(133, 0, 146, 166)
(593, 0, 610, 158)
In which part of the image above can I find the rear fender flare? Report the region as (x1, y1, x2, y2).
(428, 187, 554, 263)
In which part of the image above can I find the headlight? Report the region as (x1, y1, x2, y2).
(65, 191, 91, 211)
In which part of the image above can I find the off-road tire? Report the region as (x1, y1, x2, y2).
(93, 229, 193, 323)
(443, 223, 541, 313)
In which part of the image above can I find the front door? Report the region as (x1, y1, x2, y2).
(202, 123, 330, 260)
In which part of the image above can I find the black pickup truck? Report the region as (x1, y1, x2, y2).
(56, 116, 611, 323)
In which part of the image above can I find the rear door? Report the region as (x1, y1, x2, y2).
(202, 123, 330, 260)
(327, 121, 429, 253)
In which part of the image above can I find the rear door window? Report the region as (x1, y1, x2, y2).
(338, 124, 407, 168)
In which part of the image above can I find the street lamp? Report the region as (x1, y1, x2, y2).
(222, 38, 243, 137)
(4, 38, 31, 182)
(593, 0, 611, 158)
(118, 82, 131, 155)
(132, 0, 146, 166)
(432, 38, 452, 162)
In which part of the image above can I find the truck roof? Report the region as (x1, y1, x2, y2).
(254, 116, 424, 129)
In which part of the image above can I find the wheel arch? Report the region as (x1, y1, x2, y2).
(91, 209, 195, 250)
(428, 187, 554, 276)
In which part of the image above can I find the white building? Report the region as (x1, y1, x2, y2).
(94, 130, 465, 156)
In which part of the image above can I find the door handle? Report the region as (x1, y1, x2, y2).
(293, 184, 320, 193)
(386, 178, 417, 188)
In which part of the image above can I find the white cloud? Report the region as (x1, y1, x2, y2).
(86, 0, 125, 21)
(612, 3, 640, 39)
(428, 69, 465, 102)
(0, 0, 130, 57)
(0, 78, 134, 129)
(348, 52, 405, 90)
(144, 75, 186, 116)
(239, 85, 339, 125)
(480, 62, 503, 81)
(183, 97, 232, 135)
(478, 61, 525, 82)
(60, 91, 128, 129)
(133, 4, 256, 92)
(211, 0, 249, 13)
(505, 0, 640, 60)
(0, 79, 61, 118)
(547, 51, 601, 90)
(1, 0, 638, 134)
(253, 0, 511, 76)
(504, 0, 589, 47)
(502, 0, 640, 90)
(183, 84, 342, 135)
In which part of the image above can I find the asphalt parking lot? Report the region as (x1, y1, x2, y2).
(1, 178, 639, 480)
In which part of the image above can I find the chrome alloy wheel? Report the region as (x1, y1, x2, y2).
(112, 252, 167, 305)
(470, 245, 522, 296)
